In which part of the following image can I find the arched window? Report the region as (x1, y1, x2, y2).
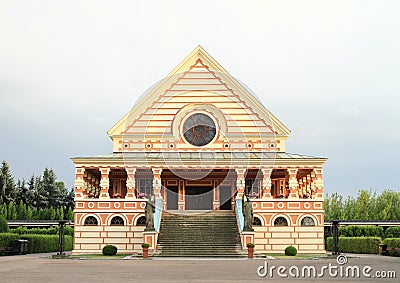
(301, 216, 315, 226)
(84, 216, 98, 226)
(136, 216, 146, 226)
(274, 216, 288, 226)
(110, 216, 124, 226)
(253, 217, 262, 226)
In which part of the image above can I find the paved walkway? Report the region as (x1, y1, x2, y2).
(0, 253, 398, 282)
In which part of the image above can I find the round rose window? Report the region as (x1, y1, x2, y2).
(183, 113, 216, 146)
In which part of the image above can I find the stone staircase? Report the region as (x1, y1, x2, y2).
(156, 210, 244, 257)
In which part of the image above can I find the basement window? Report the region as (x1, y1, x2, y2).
(110, 216, 124, 226)
(84, 216, 98, 226)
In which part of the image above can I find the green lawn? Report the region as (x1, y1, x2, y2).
(262, 254, 328, 259)
(69, 254, 135, 259)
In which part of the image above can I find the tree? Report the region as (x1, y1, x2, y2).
(33, 176, 48, 209)
(0, 160, 16, 205)
(0, 215, 9, 233)
(17, 200, 27, 220)
(67, 207, 74, 221)
(324, 192, 343, 220)
(325, 189, 400, 221)
(0, 203, 7, 219)
(26, 206, 33, 220)
(43, 168, 62, 208)
(7, 201, 17, 220)
(15, 179, 30, 206)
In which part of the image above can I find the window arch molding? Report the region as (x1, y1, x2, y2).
(106, 214, 128, 226)
(252, 214, 265, 226)
(83, 215, 99, 226)
(135, 214, 146, 226)
(110, 215, 125, 226)
(299, 215, 316, 226)
(253, 216, 262, 226)
(271, 214, 291, 226)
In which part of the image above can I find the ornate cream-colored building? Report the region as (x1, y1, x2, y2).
(72, 46, 327, 255)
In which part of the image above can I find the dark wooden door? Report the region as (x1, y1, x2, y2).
(166, 186, 178, 210)
(219, 186, 232, 210)
(185, 187, 213, 210)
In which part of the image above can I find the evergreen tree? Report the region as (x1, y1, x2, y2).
(57, 206, 64, 220)
(43, 168, 61, 208)
(17, 200, 27, 220)
(7, 201, 17, 220)
(26, 206, 33, 220)
(0, 215, 9, 233)
(0, 160, 16, 205)
(33, 176, 48, 209)
(67, 207, 74, 221)
(49, 207, 56, 220)
(15, 179, 30, 206)
(0, 203, 7, 218)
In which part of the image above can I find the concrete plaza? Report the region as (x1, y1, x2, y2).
(0, 253, 398, 282)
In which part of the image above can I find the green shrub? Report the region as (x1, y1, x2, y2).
(64, 226, 74, 236)
(385, 227, 400, 238)
(102, 245, 117, 256)
(0, 233, 19, 248)
(326, 237, 333, 251)
(246, 243, 255, 248)
(285, 246, 297, 256)
(0, 216, 10, 233)
(16, 234, 73, 253)
(383, 238, 400, 248)
(10, 226, 74, 236)
(339, 226, 384, 238)
(326, 237, 381, 254)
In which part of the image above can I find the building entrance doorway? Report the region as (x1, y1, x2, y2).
(219, 186, 232, 210)
(166, 186, 178, 210)
(185, 187, 213, 210)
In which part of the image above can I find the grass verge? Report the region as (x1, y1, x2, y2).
(262, 254, 328, 259)
(69, 254, 134, 259)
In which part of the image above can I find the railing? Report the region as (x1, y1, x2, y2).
(154, 197, 163, 233)
(235, 198, 244, 233)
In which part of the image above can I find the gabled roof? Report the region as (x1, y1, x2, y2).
(108, 45, 290, 139)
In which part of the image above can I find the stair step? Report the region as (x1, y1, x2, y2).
(157, 211, 243, 257)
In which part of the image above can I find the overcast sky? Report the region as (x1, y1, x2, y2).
(1, 1, 399, 196)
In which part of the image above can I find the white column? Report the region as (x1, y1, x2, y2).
(288, 168, 299, 199)
(261, 168, 272, 199)
(125, 167, 136, 199)
(152, 168, 162, 198)
(99, 167, 110, 199)
(235, 168, 246, 199)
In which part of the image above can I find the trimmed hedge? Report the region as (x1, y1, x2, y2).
(0, 233, 72, 253)
(0, 233, 19, 248)
(10, 226, 74, 236)
(19, 234, 73, 253)
(339, 225, 384, 238)
(326, 237, 381, 254)
(383, 238, 400, 248)
(385, 227, 400, 238)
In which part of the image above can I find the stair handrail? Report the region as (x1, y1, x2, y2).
(154, 196, 163, 233)
(235, 197, 244, 233)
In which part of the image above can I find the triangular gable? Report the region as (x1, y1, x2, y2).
(108, 46, 290, 151)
